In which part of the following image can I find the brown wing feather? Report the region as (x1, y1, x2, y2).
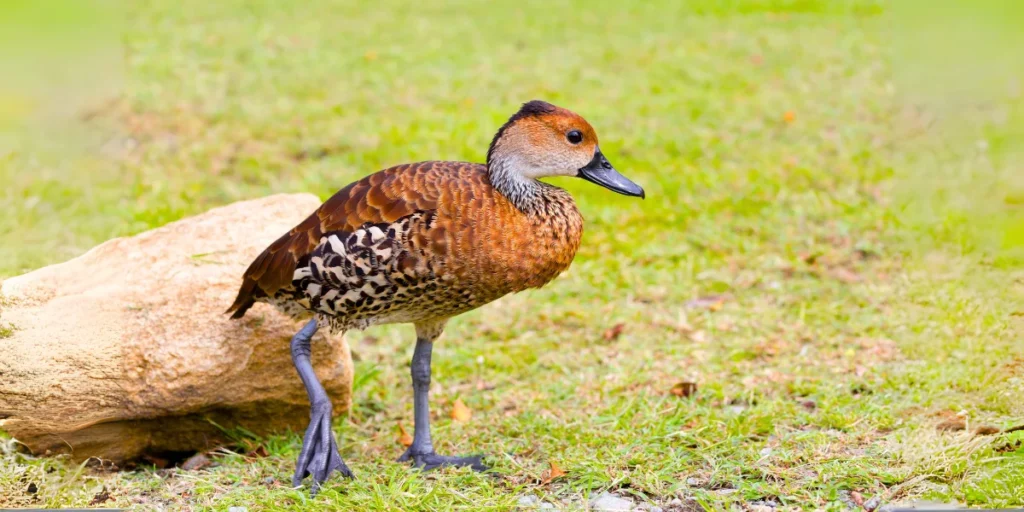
(226, 161, 477, 318)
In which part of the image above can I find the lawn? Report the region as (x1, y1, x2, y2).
(2, 0, 1023, 510)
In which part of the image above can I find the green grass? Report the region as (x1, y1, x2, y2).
(2, 0, 1023, 509)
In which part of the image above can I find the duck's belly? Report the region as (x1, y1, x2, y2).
(267, 276, 504, 332)
(328, 284, 504, 331)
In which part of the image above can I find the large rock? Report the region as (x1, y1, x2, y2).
(0, 194, 352, 464)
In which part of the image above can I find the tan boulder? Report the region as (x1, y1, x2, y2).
(0, 193, 352, 464)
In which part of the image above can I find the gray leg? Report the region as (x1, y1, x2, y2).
(397, 325, 487, 472)
(290, 318, 353, 493)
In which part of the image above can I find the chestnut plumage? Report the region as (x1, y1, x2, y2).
(226, 160, 583, 328)
(227, 100, 644, 493)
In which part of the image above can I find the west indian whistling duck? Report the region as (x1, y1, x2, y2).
(227, 100, 645, 493)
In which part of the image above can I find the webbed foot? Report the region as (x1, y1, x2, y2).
(293, 401, 353, 494)
(397, 448, 488, 472)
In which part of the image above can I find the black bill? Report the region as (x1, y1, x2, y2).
(577, 148, 645, 198)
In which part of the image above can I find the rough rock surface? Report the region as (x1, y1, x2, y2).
(0, 194, 352, 464)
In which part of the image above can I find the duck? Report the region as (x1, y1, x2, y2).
(227, 100, 645, 493)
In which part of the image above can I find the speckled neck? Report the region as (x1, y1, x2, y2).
(486, 156, 551, 214)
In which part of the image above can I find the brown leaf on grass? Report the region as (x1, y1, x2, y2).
(397, 422, 413, 447)
(180, 453, 211, 471)
(501, 402, 518, 417)
(671, 381, 698, 398)
(89, 488, 111, 505)
(542, 461, 567, 484)
(1003, 424, 1024, 434)
(936, 419, 966, 432)
(83, 457, 119, 472)
(997, 439, 1023, 453)
(832, 268, 862, 283)
(143, 454, 169, 469)
(779, 263, 796, 278)
(850, 491, 865, 507)
(973, 425, 1001, 436)
(685, 295, 729, 311)
(603, 323, 626, 341)
(932, 409, 960, 420)
(800, 251, 821, 265)
(451, 399, 472, 422)
(246, 445, 269, 458)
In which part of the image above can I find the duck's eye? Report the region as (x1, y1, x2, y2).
(566, 130, 583, 145)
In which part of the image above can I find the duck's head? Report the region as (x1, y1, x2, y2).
(486, 100, 645, 199)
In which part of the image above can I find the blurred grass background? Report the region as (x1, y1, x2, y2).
(2, 0, 1023, 509)
(892, 0, 1024, 265)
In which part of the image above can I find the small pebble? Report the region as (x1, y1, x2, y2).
(539, 503, 555, 510)
(838, 490, 857, 509)
(651, 507, 664, 512)
(518, 495, 539, 507)
(181, 453, 211, 471)
(864, 496, 880, 511)
(590, 492, 634, 511)
(903, 502, 964, 510)
(228, 507, 247, 512)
